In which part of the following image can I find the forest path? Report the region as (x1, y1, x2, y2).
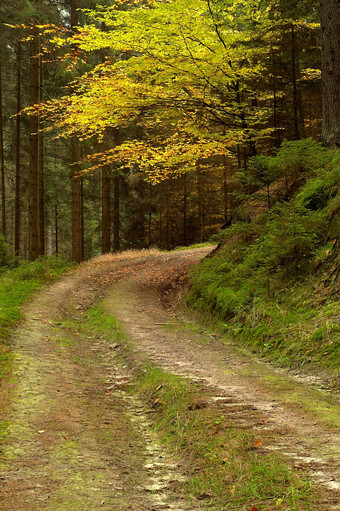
(0, 248, 339, 510)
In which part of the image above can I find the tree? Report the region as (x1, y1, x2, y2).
(28, 26, 41, 261)
(320, 0, 340, 147)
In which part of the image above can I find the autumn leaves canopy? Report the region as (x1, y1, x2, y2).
(29, 0, 320, 181)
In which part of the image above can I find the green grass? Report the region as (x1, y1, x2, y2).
(172, 242, 215, 251)
(0, 256, 75, 381)
(133, 366, 314, 510)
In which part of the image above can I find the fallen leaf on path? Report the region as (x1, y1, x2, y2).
(254, 439, 263, 448)
(38, 430, 45, 434)
(229, 485, 235, 495)
(250, 506, 258, 511)
(64, 436, 70, 440)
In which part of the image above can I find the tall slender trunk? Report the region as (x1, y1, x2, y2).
(320, 0, 340, 147)
(148, 183, 152, 248)
(70, 0, 83, 261)
(291, 25, 300, 140)
(55, 204, 59, 255)
(39, 52, 45, 255)
(159, 183, 163, 248)
(183, 173, 187, 245)
(272, 54, 281, 148)
(113, 174, 120, 252)
(222, 156, 230, 220)
(15, 41, 21, 256)
(197, 167, 204, 243)
(71, 137, 83, 262)
(102, 165, 111, 253)
(28, 28, 40, 261)
(81, 176, 84, 258)
(0, 55, 6, 239)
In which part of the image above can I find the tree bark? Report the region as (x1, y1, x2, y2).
(113, 174, 120, 252)
(71, 137, 83, 262)
(102, 165, 111, 253)
(28, 29, 40, 261)
(70, 0, 83, 262)
(183, 173, 187, 246)
(39, 52, 45, 255)
(0, 55, 6, 239)
(320, 0, 340, 147)
(15, 41, 21, 256)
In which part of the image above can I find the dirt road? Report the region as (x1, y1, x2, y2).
(0, 248, 339, 510)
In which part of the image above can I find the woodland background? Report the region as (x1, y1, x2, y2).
(0, 0, 333, 263)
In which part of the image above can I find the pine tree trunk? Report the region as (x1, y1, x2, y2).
(15, 41, 21, 257)
(183, 173, 187, 246)
(197, 167, 204, 243)
(0, 55, 6, 239)
(71, 137, 83, 263)
(320, 0, 340, 147)
(28, 29, 40, 261)
(55, 204, 59, 255)
(39, 53, 45, 255)
(113, 174, 120, 252)
(70, 0, 83, 262)
(102, 166, 111, 253)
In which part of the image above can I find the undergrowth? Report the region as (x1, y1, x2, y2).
(0, 256, 75, 382)
(188, 140, 340, 375)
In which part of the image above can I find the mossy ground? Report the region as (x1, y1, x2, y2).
(0, 257, 75, 382)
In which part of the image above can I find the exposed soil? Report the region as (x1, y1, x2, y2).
(0, 248, 339, 510)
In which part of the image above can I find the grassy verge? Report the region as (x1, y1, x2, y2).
(187, 140, 340, 378)
(173, 242, 215, 251)
(0, 256, 75, 382)
(187, 260, 340, 378)
(77, 302, 315, 511)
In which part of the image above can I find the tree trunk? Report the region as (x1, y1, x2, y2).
(70, 0, 83, 262)
(15, 41, 21, 257)
(113, 174, 120, 252)
(183, 173, 187, 246)
(28, 29, 40, 261)
(320, 0, 340, 147)
(55, 204, 59, 255)
(102, 165, 111, 253)
(0, 55, 6, 239)
(39, 53, 45, 255)
(71, 137, 83, 263)
(197, 167, 204, 243)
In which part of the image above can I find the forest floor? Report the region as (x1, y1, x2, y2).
(0, 248, 339, 510)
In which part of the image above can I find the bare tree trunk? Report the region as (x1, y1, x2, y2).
(183, 173, 187, 246)
(70, 0, 83, 262)
(0, 55, 6, 239)
(320, 0, 340, 147)
(39, 52, 45, 255)
(28, 28, 40, 261)
(113, 174, 120, 252)
(15, 41, 21, 256)
(71, 137, 83, 262)
(102, 165, 111, 253)
(197, 167, 204, 243)
(55, 204, 59, 255)
(291, 25, 300, 140)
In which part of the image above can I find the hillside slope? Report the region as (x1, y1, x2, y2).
(187, 139, 340, 380)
